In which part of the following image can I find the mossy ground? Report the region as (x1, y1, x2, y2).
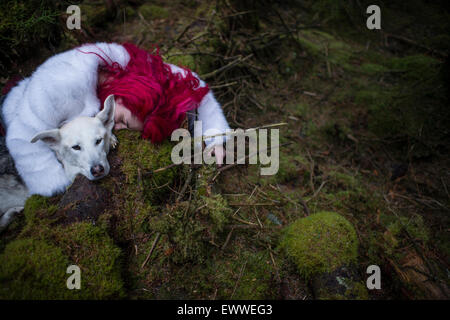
(1, 0, 448, 300)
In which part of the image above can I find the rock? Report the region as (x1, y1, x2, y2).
(311, 265, 368, 300)
(55, 175, 112, 225)
(280, 211, 367, 299)
(280, 211, 359, 279)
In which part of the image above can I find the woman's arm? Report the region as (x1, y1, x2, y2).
(167, 64, 230, 157)
(167, 64, 230, 164)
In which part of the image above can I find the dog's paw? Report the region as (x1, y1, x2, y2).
(110, 134, 118, 149)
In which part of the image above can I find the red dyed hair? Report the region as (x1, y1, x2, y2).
(95, 43, 209, 143)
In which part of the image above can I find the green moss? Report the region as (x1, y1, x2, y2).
(23, 195, 49, 220)
(248, 149, 307, 186)
(358, 53, 447, 158)
(116, 130, 177, 202)
(0, 238, 69, 299)
(52, 222, 124, 299)
(385, 55, 439, 80)
(123, 6, 136, 19)
(147, 194, 232, 264)
(142, 248, 276, 300)
(360, 63, 389, 75)
(346, 281, 369, 300)
(327, 170, 359, 189)
(166, 50, 196, 70)
(136, 166, 233, 265)
(22, 194, 58, 228)
(79, 3, 109, 27)
(138, 4, 169, 20)
(280, 211, 358, 279)
(217, 250, 276, 299)
(2, 194, 124, 299)
(0, 221, 124, 299)
(386, 215, 429, 246)
(199, 194, 233, 234)
(296, 30, 357, 71)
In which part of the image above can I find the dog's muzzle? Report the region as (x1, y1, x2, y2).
(90, 164, 105, 178)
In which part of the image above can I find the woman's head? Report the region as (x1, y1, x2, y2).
(113, 97, 143, 131)
(96, 43, 209, 143)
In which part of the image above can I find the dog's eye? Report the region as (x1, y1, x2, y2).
(96, 138, 102, 145)
(72, 145, 81, 151)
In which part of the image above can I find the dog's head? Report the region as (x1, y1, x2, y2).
(31, 95, 116, 181)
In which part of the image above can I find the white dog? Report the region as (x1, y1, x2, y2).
(31, 94, 116, 182)
(0, 96, 116, 231)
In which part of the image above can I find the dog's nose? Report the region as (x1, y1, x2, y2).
(90, 165, 104, 177)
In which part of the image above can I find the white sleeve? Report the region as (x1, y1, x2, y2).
(196, 91, 230, 146)
(167, 64, 231, 146)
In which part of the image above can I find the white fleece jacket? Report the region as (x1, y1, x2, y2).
(2, 42, 230, 196)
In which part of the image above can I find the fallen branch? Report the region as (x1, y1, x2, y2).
(141, 233, 161, 269)
(200, 54, 254, 80)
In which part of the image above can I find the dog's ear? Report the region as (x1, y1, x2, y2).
(31, 129, 61, 149)
(97, 94, 115, 131)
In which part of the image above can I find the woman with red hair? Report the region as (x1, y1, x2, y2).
(1, 42, 230, 196)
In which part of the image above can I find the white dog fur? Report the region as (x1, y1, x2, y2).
(0, 98, 117, 231)
(2, 42, 230, 197)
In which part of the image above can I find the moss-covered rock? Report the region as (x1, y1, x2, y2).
(280, 211, 358, 279)
(0, 238, 69, 299)
(2, 191, 124, 299)
(0, 221, 124, 299)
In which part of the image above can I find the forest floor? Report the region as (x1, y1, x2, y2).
(0, 1, 449, 300)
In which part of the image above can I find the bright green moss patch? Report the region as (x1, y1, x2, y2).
(23, 195, 50, 220)
(280, 211, 358, 279)
(166, 49, 196, 70)
(52, 222, 124, 299)
(0, 222, 124, 299)
(0, 238, 69, 299)
(2, 196, 124, 299)
(21, 194, 59, 233)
